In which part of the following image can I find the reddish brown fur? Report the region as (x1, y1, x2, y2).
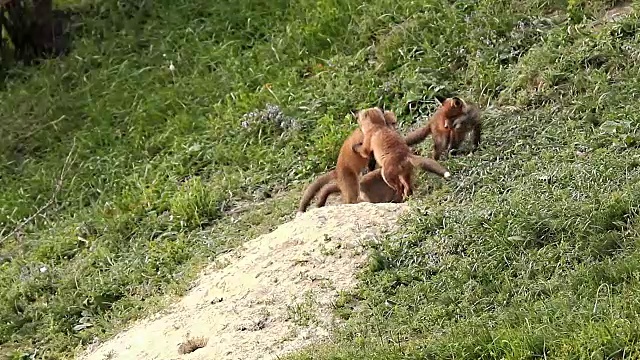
(315, 155, 451, 206)
(447, 103, 482, 154)
(403, 97, 469, 160)
(353, 107, 416, 200)
(334, 128, 371, 204)
(296, 109, 397, 214)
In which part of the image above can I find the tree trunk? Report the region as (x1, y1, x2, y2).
(1, 0, 63, 64)
(31, 0, 54, 55)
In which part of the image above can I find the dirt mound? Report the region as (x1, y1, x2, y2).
(77, 202, 409, 360)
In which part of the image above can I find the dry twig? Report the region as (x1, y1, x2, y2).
(0, 138, 76, 243)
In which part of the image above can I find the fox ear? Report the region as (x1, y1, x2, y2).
(451, 96, 463, 107)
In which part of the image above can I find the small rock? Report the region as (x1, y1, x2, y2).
(236, 317, 268, 331)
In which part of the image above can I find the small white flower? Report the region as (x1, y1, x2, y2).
(39, 266, 48, 273)
(169, 61, 175, 72)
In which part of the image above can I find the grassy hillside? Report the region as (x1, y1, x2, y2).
(1, 0, 640, 358)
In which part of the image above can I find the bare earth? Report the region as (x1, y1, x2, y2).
(77, 202, 409, 360)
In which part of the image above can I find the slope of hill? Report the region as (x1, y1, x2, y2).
(78, 203, 408, 360)
(1, 0, 639, 359)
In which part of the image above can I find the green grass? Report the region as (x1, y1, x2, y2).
(1, 0, 640, 358)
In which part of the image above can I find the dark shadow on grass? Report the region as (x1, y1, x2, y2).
(1, 4, 77, 87)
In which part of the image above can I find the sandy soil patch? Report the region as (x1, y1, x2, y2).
(77, 202, 409, 360)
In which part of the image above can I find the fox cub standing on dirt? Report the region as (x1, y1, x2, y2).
(352, 107, 439, 200)
(297, 105, 461, 214)
(296, 109, 399, 215)
(297, 97, 480, 214)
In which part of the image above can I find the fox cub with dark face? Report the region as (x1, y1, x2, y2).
(446, 102, 482, 155)
(403, 97, 481, 160)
